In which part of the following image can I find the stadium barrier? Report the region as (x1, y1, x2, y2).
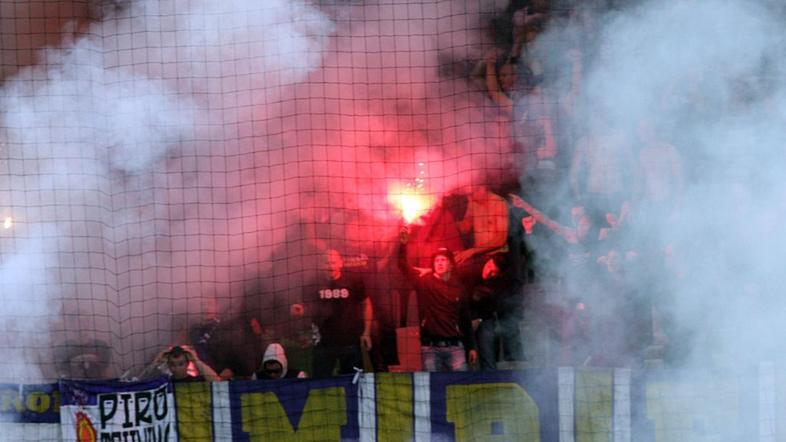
(0, 364, 781, 441)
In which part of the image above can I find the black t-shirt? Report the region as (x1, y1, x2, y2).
(203, 319, 264, 379)
(315, 273, 367, 347)
(457, 258, 519, 320)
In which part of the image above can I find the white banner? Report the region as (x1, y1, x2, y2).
(59, 377, 177, 442)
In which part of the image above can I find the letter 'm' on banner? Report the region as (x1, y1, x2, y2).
(240, 387, 347, 441)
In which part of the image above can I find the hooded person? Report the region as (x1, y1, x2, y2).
(256, 343, 305, 380)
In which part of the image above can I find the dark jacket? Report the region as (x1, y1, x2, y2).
(398, 244, 476, 351)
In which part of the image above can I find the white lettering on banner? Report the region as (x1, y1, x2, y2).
(319, 288, 349, 299)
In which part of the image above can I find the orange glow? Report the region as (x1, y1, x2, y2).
(388, 184, 434, 224)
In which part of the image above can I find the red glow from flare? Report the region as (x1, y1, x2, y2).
(388, 185, 434, 224)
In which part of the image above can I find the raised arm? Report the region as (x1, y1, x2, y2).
(508, 194, 580, 244)
(485, 50, 514, 115)
(361, 297, 373, 351)
(137, 349, 169, 380)
(397, 226, 420, 280)
(183, 345, 220, 381)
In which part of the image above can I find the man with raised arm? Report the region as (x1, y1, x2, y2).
(142, 345, 220, 382)
(399, 227, 477, 372)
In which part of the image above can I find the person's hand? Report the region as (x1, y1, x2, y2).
(414, 266, 432, 277)
(219, 368, 234, 381)
(453, 249, 474, 264)
(360, 333, 372, 351)
(290, 303, 305, 317)
(153, 350, 168, 365)
(468, 349, 478, 365)
(181, 345, 197, 362)
(522, 215, 536, 234)
(605, 212, 618, 229)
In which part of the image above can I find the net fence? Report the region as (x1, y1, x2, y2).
(2, 0, 786, 439)
(0, 0, 599, 383)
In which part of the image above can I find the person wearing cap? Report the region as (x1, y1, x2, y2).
(399, 227, 477, 372)
(256, 343, 306, 380)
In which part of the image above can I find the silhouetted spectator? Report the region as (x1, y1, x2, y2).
(196, 314, 267, 381)
(292, 249, 373, 377)
(569, 118, 634, 214)
(458, 253, 524, 370)
(634, 120, 684, 220)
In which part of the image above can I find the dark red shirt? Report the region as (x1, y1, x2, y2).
(398, 245, 476, 350)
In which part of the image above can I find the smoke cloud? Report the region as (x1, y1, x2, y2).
(5, 0, 782, 394)
(0, 0, 512, 380)
(558, 0, 786, 368)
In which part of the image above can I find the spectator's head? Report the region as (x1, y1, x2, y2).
(482, 254, 508, 280)
(165, 346, 190, 380)
(605, 249, 621, 273)
(571, 204, 599, 244)
(324, 249, 344, 279)
(249, 317, 263, 336)
(430, 247, 456, 277)
(259, 343, 288, 380)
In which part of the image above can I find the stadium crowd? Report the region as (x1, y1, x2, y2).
(55, 0, 691, 381)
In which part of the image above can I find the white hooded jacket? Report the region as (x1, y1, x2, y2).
(261, 343, 289, 378)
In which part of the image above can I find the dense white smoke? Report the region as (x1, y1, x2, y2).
(530, 0, 786, 371)
(0, 0, 337, 380)
(0, 0, 511, 380)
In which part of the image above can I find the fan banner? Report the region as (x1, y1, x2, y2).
(0, 383, 60, 423)
(58, 377, 176, 442)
